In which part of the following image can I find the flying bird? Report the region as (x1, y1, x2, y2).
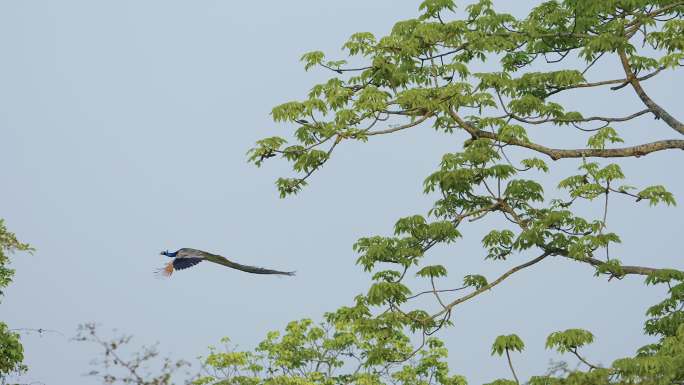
(157, 248, 295, 277)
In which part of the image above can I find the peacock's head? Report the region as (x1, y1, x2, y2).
(160, 249, 178, 258)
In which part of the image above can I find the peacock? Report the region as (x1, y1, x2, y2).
(157, 248, 295, 277)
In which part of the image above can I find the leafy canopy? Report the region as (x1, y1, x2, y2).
(246, 0, 684, 383)
(0, 219, 33, 378)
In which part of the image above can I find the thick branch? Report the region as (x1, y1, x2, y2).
(449, 109, 684, 160)
(497, 138, 684, 160)
(564, 253, 681, 277)
(618, 50, 684, 135)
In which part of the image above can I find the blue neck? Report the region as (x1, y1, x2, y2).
(163, 250, 178, 258)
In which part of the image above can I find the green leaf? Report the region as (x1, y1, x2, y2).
(587, 127, 623, 150)
(463, 274, 488, 290)
(367, 282, 412, 305)
(637, 185, 676, 206)
(416, 265, 448, 278)
(521, 158, 548, 172)
(491, 334, 525, 356)
(546, 329, 594, 353)
(300, 51, 325, 71)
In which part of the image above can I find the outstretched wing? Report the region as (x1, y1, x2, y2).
(175, 248, 213, 259)
(203, 253, 295, 276)
(173, 257, 203, 271)
(156, 257, 203, 278)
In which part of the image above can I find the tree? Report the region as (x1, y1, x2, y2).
(0, 219, 33, 381)
(247, 0, 684, 383)
(196, 318, 465, 385)
(74, 323, 190, 385)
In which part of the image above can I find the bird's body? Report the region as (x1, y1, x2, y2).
(157, 248, 295, 277)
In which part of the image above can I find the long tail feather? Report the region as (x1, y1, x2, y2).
(204, 254, 295, 276)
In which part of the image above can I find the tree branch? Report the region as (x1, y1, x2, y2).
(406, 286, 467, 300)
(571, 348, 600, 371)
(563, 253, 683, 277)
(545, 67, 663, 97)
(624, 2, 684, 29)
(365, 114, 432, 136)
(320, 64, 372, 73)
(449, 109, 684, 160)
(618, 50, 684, 135)
(432, 251, 553, 319)
(508, 108, 651, 126)
(506, 349, 520, 384)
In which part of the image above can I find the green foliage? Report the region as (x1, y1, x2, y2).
(0, 219, 33, 299)
(520, 158, 548, 172)
(483, 380, 517, 385)
(416, 265, 448, 278)
(545, 329, 594, 354)
(196, 318, 465, 385)
(587, 127, 624, 150)
(248, 0, 684, 384)
(482, 229, 514, 260)
(637, 185, 676, 206)
(301, 51, 325, 71)
(613, 324, 684, 384)
(491, 334, 525, 356)
(0, 323, 25, 377)
(0, 219, 33, 378)
(463, 274, 488, 290)
(367, 281, 412, 305)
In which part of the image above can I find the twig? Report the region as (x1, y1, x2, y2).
(506, 349, 520, 384)
(432, 251, 553, 319)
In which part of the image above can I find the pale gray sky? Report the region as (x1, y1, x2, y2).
(1, 1, 682, 384)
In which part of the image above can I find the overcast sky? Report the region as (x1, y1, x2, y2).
(1, 1, 682, 384)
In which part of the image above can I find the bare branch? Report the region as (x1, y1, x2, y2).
(9, 328, 64, 337)
(508, 108, 652, 126)
(406, 286, 467, 300)
(506, 349, 521, 384)
(73, 323, 190, 385)
(365, 114, 432, 136)
(320, 64, 372, 73)
(571, 348, 601, 371)
(432, 251, 553, 319)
